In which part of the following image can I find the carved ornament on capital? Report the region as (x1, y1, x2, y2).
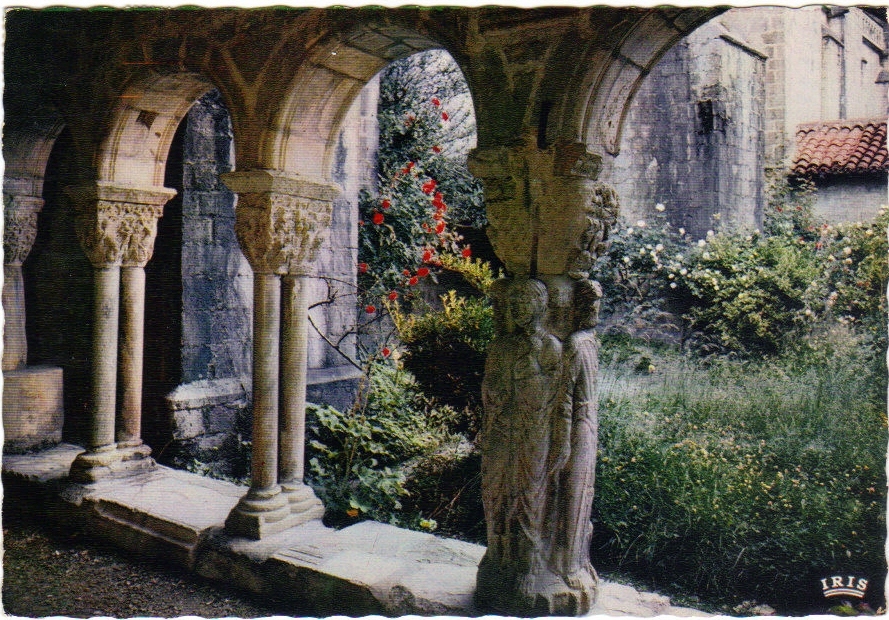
(66, 183, 176, 268)
(3, 192, 44, 266)
(223, 170, 340, 276)
(468, 140, 617, 277)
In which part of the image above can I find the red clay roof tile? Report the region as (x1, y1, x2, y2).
(791, 118, 888, 176)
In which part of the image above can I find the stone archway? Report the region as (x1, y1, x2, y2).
(66, 70, 219, 481)
(219, 21, 475, 539)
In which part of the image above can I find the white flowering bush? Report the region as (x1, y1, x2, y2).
(592, 195, 889, 357)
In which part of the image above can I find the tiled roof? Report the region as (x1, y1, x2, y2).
(791, 118, 887, 176)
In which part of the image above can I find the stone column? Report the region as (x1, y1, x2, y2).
(67, 182, 175, 483)
(223, 169, 337, 539)
(468, 138, 619, 616)
(3, 191, 43, 371)
(117, 192, 170, 455)
(2, 185, 66, 452)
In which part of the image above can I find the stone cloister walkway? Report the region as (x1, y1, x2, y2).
(4, 443, 708, 618)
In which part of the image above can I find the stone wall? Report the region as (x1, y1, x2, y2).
(605, 16, 766, 237)
(180, 91, 252, 384)
(813, 175, 888, 223)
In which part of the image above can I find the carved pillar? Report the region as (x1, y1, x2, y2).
(222, 169, 337, 539)
(468, 138, 619, 616)
(3, 190, 43, 371)
(67, 182, 175, 482)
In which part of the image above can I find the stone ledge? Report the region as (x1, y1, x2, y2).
(3, 446, 710, 618)
(165, 377, 249, 411)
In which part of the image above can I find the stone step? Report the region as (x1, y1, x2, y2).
(3, 446, 710, 617)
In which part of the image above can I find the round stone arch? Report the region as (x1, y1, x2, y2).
(260, 22, 470, 179)
(546, 8, 726, 157)
(95, 70, 219, 187)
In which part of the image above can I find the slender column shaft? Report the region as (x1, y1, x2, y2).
(118, 266, 146, 446)
(90, 266, 121, 450)
(251, 272, 282, 493)
(2, 264, 27, 371)
(280, 275, 311, 484)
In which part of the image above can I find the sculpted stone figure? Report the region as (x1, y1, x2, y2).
(478, 277, 565, 615)
(477, 277, 603, 616)
(550, 278, 602, 607)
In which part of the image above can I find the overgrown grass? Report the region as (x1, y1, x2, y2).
(594, 331, 887, 613)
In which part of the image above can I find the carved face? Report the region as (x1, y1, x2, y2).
(509, 279, 548, 331)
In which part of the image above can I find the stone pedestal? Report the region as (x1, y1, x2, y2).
(2, 365, 64, 453)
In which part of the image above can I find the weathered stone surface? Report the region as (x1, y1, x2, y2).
(1, 441, 81, 483)
(265, 521, 484, 615)
(3, 365, 64, 452)
(4, 449, 710, 617)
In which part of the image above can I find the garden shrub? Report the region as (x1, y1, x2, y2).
(673, 230, 822, 355)
(594, 339, 887, 613)
(389, 289, 494, 435)
(592, 192, 889, 358)
(400, 440, 485, 542)
(304, 361, 455, 526)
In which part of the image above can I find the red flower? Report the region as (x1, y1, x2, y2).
(381, 347, 391, 358)
(431, 145, 442, 153)
(441, 112, 449, 121)
(461, 247, 472, 258)
(417, 267, 430, 277)
(381, 198, 391, 209)
(432, 212, 443, 221)
(365, 304, 376, 314)
(409, 276, 419, 286)
(372, 212, 384, 225)
(422, 249, 433, 262)
(431, 97, 441, 107)
(432, 192, 446, 211)
(435, 220, 446, 234)
(358, 262, 368, 274)
(388, 291, 398, 301)
(422, 179, 437, 195)
(358, 220, 364, 227)
(422, 222, 431, 232)
(776, 206, 783, 212)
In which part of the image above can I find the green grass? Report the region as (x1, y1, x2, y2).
(593, 331, 887, 614)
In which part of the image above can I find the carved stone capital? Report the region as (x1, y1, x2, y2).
(468, 142, 617, 277)
(3, 192, 44, 266)
(67, 183, 176, 268)
(222, 170, 340, 276)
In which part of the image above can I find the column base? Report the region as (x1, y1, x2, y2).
(69, 443, 156, 483)
(226, 482, 325, 540)
(280, 480, 325, 521)
(225, 486, 293, 539)
(476, 551, 598, 617)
